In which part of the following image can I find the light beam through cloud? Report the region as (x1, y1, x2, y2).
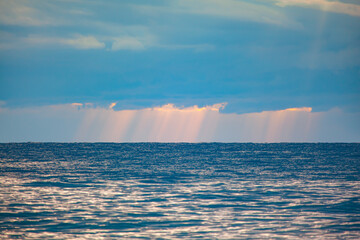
(0, 103, 359, 142)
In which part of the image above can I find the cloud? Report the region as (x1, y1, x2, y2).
(109, 33, 162, 51)
(135, 0, 301, 28)
(0, 0, 300, 52)
(111, 36, 213, 52)
(152, 103, 227, 112)
(278, 107, 312, 112)
(0, 103, 359, 142)
(0, 0, 59, 26)
(71, 103, 83, 107)
(109, 102, 117, 109)
(0, 0, 95, 26)
(61, 35, 105, 49)
(111, 37, 145, 51)
(275, 0, 360, 17)
(25, 34, 105, 49)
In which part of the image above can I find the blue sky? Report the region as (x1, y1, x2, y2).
(0, 0, 359, 142)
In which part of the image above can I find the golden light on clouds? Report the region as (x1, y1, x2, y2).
(109, 102, 117, 109)
(75, 103, 226, 142)
(71, 103, 83, 107)
(281, 107, 312, 112)
(1, 103, 358, 142)
(73, 104, 315, 142)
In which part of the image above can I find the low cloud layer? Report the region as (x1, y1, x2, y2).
(0, 103, 359, 142)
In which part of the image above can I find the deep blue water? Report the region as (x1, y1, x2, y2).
(0, 143, 359, 239)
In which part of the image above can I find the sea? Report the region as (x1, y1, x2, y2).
(0, 143, 359, 239)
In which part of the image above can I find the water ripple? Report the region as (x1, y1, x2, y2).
(0, 143, 359, 239)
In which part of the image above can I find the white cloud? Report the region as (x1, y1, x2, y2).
(136, 0, 301, 28)
(25, 34, 105, 49)
(0, 31, 105, 49)
(2, 1, 279, 52)
(182, 0, 279, 23)
(0, 0, 57, 26)
(0, 0, 95, 26)
(59, 35, 105, 49)
(275, 0, 360, 17)
(0, 103, 359, 142)
(1, 32, 214, 52)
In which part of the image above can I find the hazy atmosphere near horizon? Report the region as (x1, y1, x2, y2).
(0, 0, 360, 141)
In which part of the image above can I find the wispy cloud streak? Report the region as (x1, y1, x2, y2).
(275, 0, 360, 17)
(25, 34, 105, 49)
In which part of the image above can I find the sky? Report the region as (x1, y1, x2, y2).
(0, 0, 359, 142)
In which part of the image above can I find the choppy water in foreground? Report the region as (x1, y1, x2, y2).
(0, 143, 359, 239)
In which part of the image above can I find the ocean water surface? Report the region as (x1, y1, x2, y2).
(0, 143, 359, 239)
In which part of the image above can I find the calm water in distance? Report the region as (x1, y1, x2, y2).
(0, 143, 359, 239)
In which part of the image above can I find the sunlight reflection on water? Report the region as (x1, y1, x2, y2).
(0, 143, 359, 239)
